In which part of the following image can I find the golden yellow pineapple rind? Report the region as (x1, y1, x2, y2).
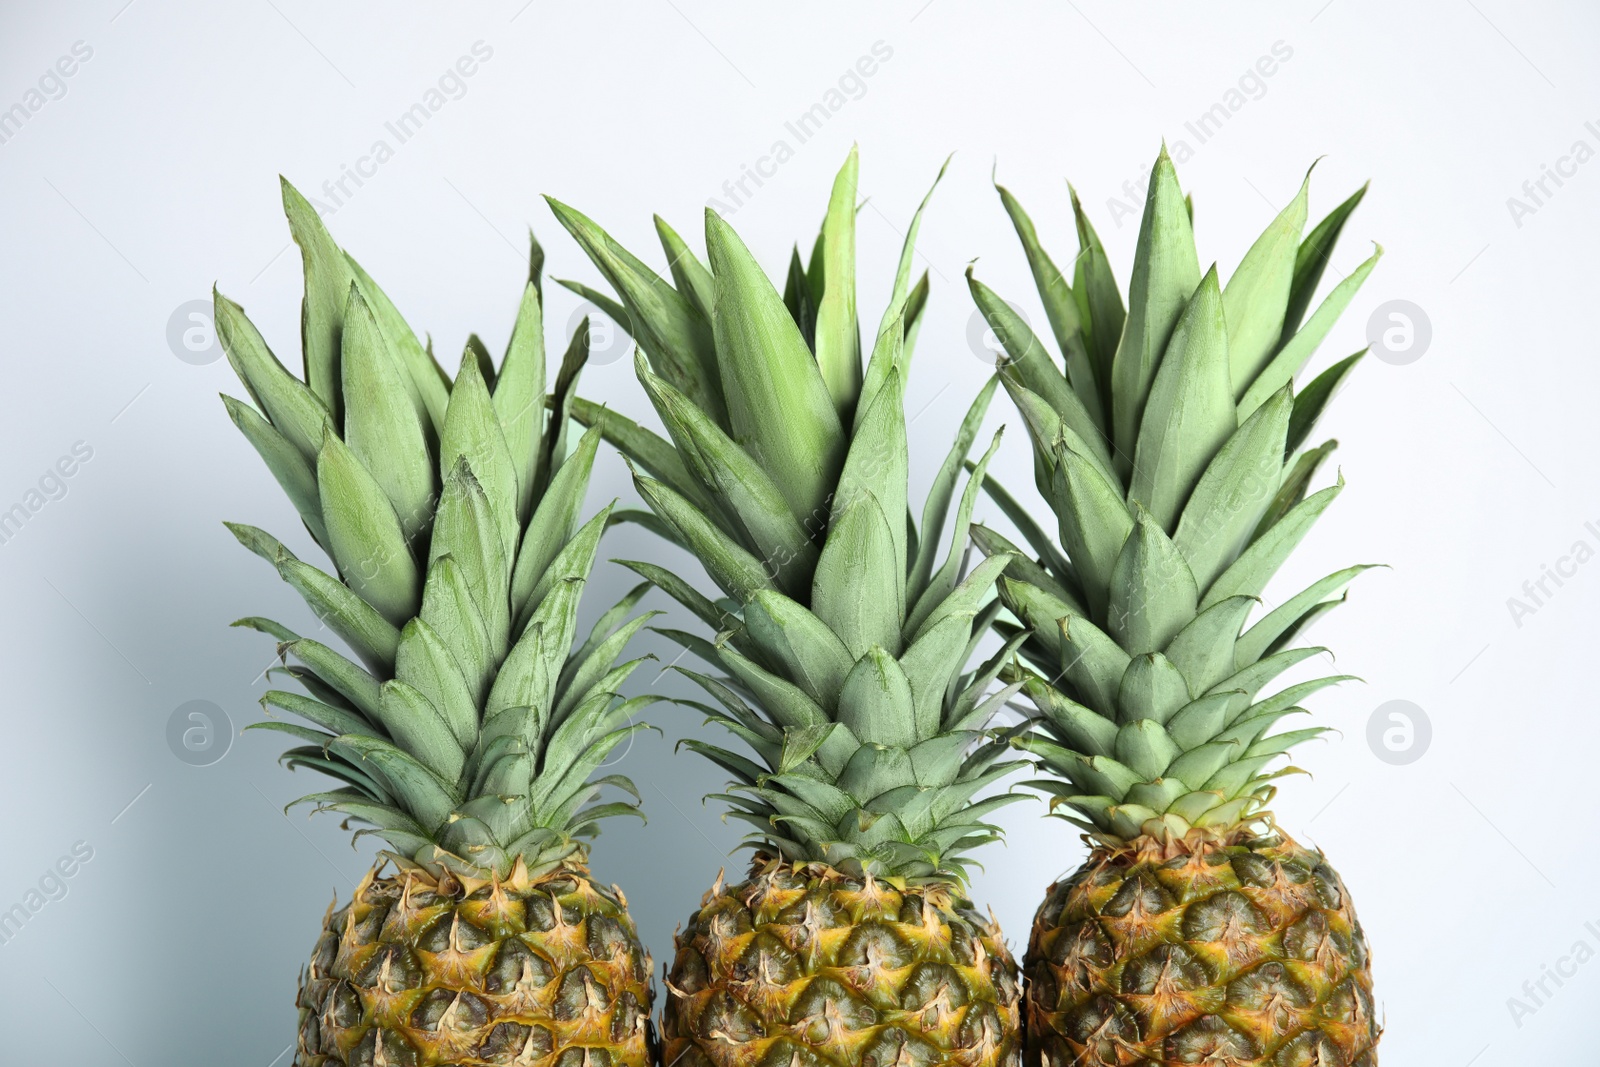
(1026, 834, 1375, 1066)
(297, 861, 654, 1067)
(667, 858, 1020, 1067)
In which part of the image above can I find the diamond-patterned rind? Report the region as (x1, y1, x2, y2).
(294, 864, 654, 1067)
(1024, 835, 1377, 1066)
(665, 858, 1022, 1067)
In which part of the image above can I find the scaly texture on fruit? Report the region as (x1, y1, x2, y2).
(970, 146, 1382, 1064)
(297, 859, 653, 1067)
(550, 148, 1025, 1066)
(1027, 828, 1374, 1066)
(664, 856, 1021, 1067)
(218, 181, 654, 1066)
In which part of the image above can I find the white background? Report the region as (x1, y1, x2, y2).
(0, 1, 1594, 1063)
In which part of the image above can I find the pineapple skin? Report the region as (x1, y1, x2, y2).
(1024, 832, 1377, 1066)
(665, 857, 1022, 1067)
(294, 862, 654, 1067)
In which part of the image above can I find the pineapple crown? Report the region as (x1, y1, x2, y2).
(968, 146, 1383, 844)
(218, 179, 654, 882)
(548, 148, 1029, 885)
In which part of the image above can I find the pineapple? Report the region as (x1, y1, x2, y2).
(218, 180, 657, 1067)
(967, 147, 1384, 1065)
(549, 148, 1027, 1067)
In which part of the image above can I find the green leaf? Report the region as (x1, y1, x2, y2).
(1162, 595, 1256, 695)
(220, 395, 328, 547)
(494, 278, 547, 523)
(897, 611, 974, 742)
(993, 177, 1080, 377)
(520, 507, 609, 634)
(1113, 719, 1180, 780)
(282, 638, 382, 720)
(214, 289, 331, 462)
(1049, 443, 1132, 621)
(909, 428, 1004, 636)
(1203, 479, 1342, 609)
(1115, 653, 1191, 725)
(972, 462, 1072, 581)
(1207, 645, 1328, 703)
(705, 208, 847, 523)
(418, 554, 492, 703)
(317, 430, 419, 628)
(563, 581, 653, 685)
(911, 376, 998, 599)
(992, 177, 1105, 435)
(371, 680, 464, 783)
(428, 459, 510, 654)
(969, 270, 1113, 476)
(838, 647, 916, 749)
(440, 347, 519, 560)
(910, 551, 1014, 647)
(331, 733, 458, 830)
(782, 245, 818, 350)
(340, 285, 434, 544)
(837, 743, 917, 803)
(281, 178, 356, 421)
(1164, 691, 1246, 751)
(394, 618, 477, 749)
(261, 689, 377, 739)
(1001, 577, 1128, 715)
(1108, 511, 1198, 656)
(1287, 352, 1364, 457)
(1129, 266, 1234, 532)
(654, 214, 715, 321)
(637, 356, 817, 595)
(1173, 388, 1291, 591)
(1255, 439, 1337, 538)
(633, 473, 776, 603)
(743, 591, 855, 708)
(1235, 565, 1378, 667)
(540, 310, 591, 490)
(569, 397, 710, 513)
(1239, 244, 1381, 418)
(546, 196, 723, 422)
(1282, 182, 1369, 343)
(835, 366, 909, 586)
(970, 525, 1085, 618)
(1019, 674, 1117, 758)
(556, 615, 656, 723)
(875, 154, 949, 345)
(509, 426, 600, 619)
(814, 146, 862, 416)
(1069, 183, 1126, 409)
(277, 557, 402, 672)
(1111, 146, 1201, 472)
(1223, 169, 1309, 388)
(618, 559, 738, 637)
(718, 646, 830, 733)
(345, 253, 450, 435)
(812, 493, 903, 659)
